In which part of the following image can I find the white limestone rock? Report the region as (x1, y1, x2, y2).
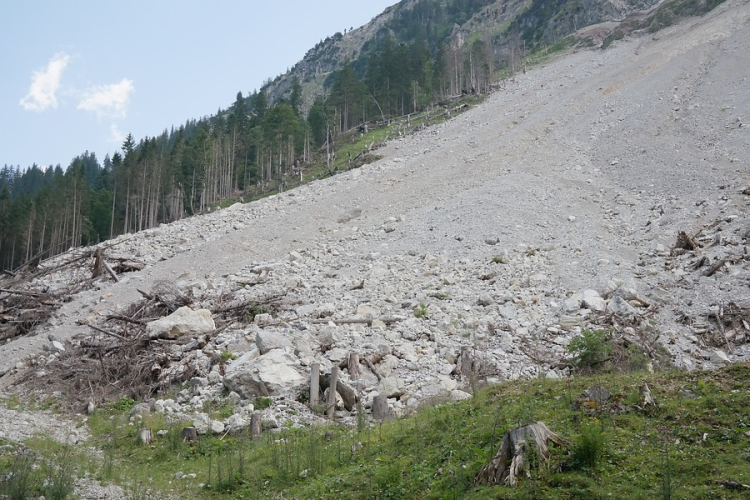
(146, 306, 215, 340)
(223, 349, 306, 398)
(256, 329, 292, 355)
(582, 290, 606, 312)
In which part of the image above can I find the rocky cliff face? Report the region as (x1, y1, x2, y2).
(265, 0, 663, 111)
(513, 0, 661, 42)
(263, 3, 398, 112)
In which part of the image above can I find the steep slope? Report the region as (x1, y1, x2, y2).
(1, 0, 749, 422)
(264, 0, 663, 109)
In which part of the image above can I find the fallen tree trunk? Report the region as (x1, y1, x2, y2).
(476, 421, 570, 486)
(309, 316, 404, 326)
(702, 259, 726, 277)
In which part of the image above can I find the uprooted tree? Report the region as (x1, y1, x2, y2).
(476, 421, 571, 486)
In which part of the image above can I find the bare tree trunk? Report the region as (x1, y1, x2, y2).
(310, 362, 320, 408)
(37, 215, 46, 258)
(124, 177, 130, 234)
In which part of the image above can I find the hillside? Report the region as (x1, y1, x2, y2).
(0, 0, 726, 275)
(1, 0, 750, 497)
(264, 0, 664, 110)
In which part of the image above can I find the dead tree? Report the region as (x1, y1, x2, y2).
(476, 422, 570, 486)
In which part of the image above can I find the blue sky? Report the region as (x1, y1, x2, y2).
(1, 1, 398, 170)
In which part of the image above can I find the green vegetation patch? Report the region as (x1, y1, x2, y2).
(53, 363, 750, 499)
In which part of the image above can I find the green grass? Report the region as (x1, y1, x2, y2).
(0, 438, 85, 500)
(14, 363, 743, 499)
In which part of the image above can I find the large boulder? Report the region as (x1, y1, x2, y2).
(256, 329, 292, 355)
(146, 306, 215, 340)
(581, 290, 606, 312)
(607, 296, 639, 320)
(193, 413, 225, 435)
(223, 349, 306, 398)
(377, 376, 405, 399)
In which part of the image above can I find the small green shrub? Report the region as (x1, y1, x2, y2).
(111, 397, 136, 412)
(602, 28, 624, 49)
(42, 445, 75, 500)
(414, 303, 429, 319)
(660, 442, 673, 500)
(568, 329, 612, 372)
(571, 421, 606, 471)
(126, 481, 152, 500)
(220, 350, 238, 363)
(254, 397, 273, 410)
(0, 454, 36, 500)
(625, 344, 651, 372)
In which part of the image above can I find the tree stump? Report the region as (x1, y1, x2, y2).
(138, 428, 153, 445)
(454, 346, 482, 380)
(674, 230, 699, 252)
(92, 248, 105, 279)
(310, 362, 320, 408)
(250, 412, 262, 440)
(348, 352, 360, 380)
(640, 382, 657, 407)
(372, 395, 390, 421)
(476, 421, 570, 486)
(181, 426, 198, 442)
(327, 367, 339, 420)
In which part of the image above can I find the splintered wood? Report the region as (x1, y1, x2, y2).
(476, 422, 571, 487)
(22, 277, 285, 407)
(1, 246, 146, 344)
(674, 230, 699, 252)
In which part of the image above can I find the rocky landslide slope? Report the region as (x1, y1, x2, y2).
(2, 0, 750, 449)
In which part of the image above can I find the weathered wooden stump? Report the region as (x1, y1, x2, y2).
(372, 395, 390, 421)
(476, 421, 570, 486)
(138, 428, 153, 445)
(251, 412, 262, 440)
(181, 426, 198, 442)
(348, 352, 360, 380)
(310, 362, 320, 408)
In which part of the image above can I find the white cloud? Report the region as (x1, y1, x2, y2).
(19, 53, 70, 112)
(77, 78, 134, 119)
(108, 123, 126, 145)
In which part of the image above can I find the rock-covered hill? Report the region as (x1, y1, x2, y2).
(1, 0, 749, 442)
(264, 0, 663, 110)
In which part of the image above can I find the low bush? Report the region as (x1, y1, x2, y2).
(568, 329, 612, 372)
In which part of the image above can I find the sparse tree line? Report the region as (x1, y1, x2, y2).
(0, 31, 503, 272)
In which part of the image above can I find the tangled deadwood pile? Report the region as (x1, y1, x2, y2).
(1, 239, 147, 345)
(25, 279, 286, 407)
(1, 249, 111, 343)
(0, 285, 64, 343)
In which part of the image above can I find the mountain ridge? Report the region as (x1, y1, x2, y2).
(263, 0, 666, 111)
